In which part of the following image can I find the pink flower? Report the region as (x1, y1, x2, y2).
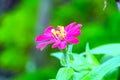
(35, 22, 82, 50)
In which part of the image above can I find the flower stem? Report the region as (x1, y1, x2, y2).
(61, 46, 72, 67)
(61, 49, 68, 66)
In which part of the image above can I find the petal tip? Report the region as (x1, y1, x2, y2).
(79, 24, 82, 28)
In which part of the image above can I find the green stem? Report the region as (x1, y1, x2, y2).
(61, 49, 68, 66)
(61, 46, 73, 67)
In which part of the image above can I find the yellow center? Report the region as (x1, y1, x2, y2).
(51, 26, 66, 40)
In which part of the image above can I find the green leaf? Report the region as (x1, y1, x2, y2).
(73, 71, 89, 80)
(90, 43, 120, 56)
(81, 44, 120, 56)
(51, 52, 67, 66)
(56, 67, 74, 80)
(86, 43, 90, 52)
(103, 68, 118, 80)
(81, 56, 120, 80)
(70, 54, 88, 71)
(85, 43, 99, 68)
(51, 52, 63, 60)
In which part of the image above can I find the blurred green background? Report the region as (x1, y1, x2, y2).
(0, 0, 120, 80)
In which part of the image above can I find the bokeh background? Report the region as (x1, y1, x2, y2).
(0, 0, 120, 80)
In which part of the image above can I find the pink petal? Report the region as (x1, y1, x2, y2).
(68, 24, 82, 32)
(71, 24, 82, 32)
(67, 30, 81, 37)
(74, 24, 82, 29)
(65, 23, 82, 37)
(65, 22, 76, 32)
(52, 42, 60, 48)
(44, 26, 54, 36)
(52, 41, 67, 49)
(36, 43, 48, 51)
(35, 34, 51, 42)
(58, 41, 67, 49)
(66, 37, 79, 44)
(36, 40, 54, 51)
(66, 23, 82, 35)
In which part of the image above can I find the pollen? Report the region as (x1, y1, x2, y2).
(51, 29, 56, 37)
(51, 26, 66, 40)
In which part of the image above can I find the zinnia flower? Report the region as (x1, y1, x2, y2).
(35, 22, 82, 50)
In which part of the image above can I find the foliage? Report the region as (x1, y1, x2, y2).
(0, 0, 38, 71)
(51, 44, 120, 80)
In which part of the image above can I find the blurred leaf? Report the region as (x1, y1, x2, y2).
(56, 67, 74, 80)
(90, 43, 120, 56)
(0, 49, 27, 70)
(107, 12, 120, 37)
(73, 71, 89, 80)
(103, 68, 118, 80)
(73, 22, 106, 53)
(14, 67, 57, 80)
(81, 56, 120, 80)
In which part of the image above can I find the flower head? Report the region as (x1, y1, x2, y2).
(35, 22, 82, 50)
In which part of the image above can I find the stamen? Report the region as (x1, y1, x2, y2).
(56, 30, 60, 35)
(51, 29, 56, 37)
(60, 26, 64, 33)
(51, 26, 66, 40)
